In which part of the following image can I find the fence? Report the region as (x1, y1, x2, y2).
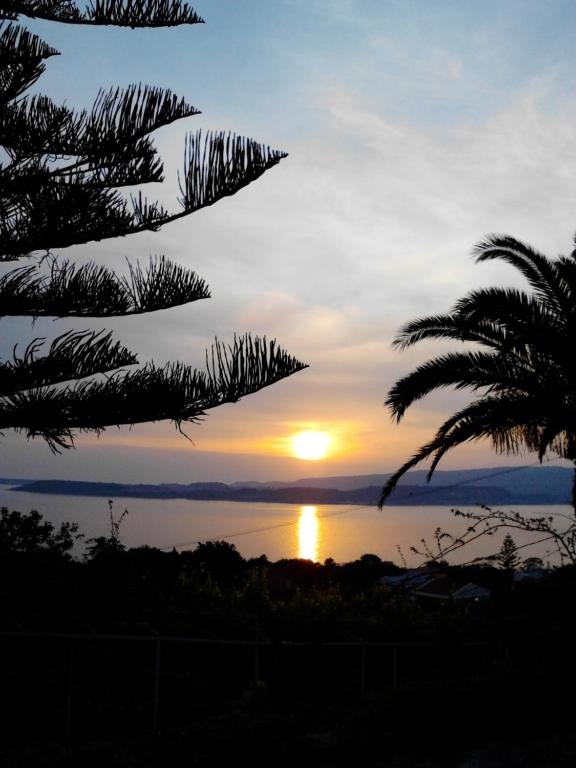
(0, 627, 503, 743)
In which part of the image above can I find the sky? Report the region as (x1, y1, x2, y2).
(2, 0, 576, 482)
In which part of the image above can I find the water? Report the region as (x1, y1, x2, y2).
(0, 485, 571, 566)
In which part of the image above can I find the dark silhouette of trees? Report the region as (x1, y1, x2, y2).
(497, 533, 520, 571)
(0, 1, 306, 452)
(380, 235, 576, 509)
(0, 506, 81, 555)
(182, 539, 245, 588)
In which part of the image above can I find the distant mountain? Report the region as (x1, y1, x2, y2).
(231, 466, 573, 493)
(8, 465, 573, 505)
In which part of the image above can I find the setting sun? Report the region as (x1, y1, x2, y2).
(291, 430, 332, 461)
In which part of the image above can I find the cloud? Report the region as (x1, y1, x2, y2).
(7, 5, 576, 480)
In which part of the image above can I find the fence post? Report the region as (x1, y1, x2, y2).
(65, 640, 75, 743)
(253, 626, 260, 683)
(153, 639, 162, 733)
(359, 641, 366, 699)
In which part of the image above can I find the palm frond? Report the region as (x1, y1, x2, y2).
(474, 234, 571, 316)
(394, 312, 514, 352)
(454, 286, 567, 360)
(386, 350, 536, 422)
(383, 232, 576, 508)
(455, 286, 561, 332)
(379, 395, 551, 507)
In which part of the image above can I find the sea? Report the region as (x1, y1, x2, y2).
(0, 485, 570, 567)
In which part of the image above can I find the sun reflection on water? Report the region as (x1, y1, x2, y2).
(298, 505, 319, 561)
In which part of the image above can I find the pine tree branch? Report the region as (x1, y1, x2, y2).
(53, 140, 165, 188)
(1, 86, 196, 161)
(0, 256, 210, 316)
(0, 22, 58, 102)
(1, 132, 287, 258)
(1, 96, 77, 156)
(124, 255, 210, 314)
(81, 85, 200, 149)
(2, 1, 204, 27)
(1, 186, 139, 259)
(0, 140, 163, 207)
(178, 131, 288, 212)
(0, 330, 138, 397)
(0, 12, 305, 453)
(0, 335, 308, 451)
(0, 21, 58, 62)
(2, 86, 196, 172)
(204, 334, 305, 405)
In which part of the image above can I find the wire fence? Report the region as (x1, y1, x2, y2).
(0, 627, 512, 743)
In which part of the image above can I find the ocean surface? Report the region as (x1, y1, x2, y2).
(0, 485, 570, 566)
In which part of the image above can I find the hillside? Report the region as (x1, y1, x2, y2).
(8, 465, 573, 505)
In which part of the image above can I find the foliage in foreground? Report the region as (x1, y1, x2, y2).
(3, 509, 576, 767)
(1, 507, 573, 643)
(380, 236, 576, 508)
(1, 2, 306, 451)
(409, 504, 576, 567)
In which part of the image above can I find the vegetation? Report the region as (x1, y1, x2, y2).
(408, 504, 576, 567)
(380, 235, 576, 509)
(0, 1, 306, 452)
(497, 533, 520, 571)
(0, 505, 81, 555)
(0, 506, 566, 634)
(2, 507, 575, 766)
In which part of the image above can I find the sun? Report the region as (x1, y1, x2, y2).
(291, 430, 332, 461)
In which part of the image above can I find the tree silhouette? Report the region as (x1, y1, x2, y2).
(0, 1, 306, 451)
(497, 533, 519, 571)
(380, 235, 576, 508)
(0, 506, 81, 555)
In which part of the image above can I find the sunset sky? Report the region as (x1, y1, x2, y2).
(3, 0, 576, 482)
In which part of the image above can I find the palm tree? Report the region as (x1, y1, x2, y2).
(379, 235, 576, 510)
